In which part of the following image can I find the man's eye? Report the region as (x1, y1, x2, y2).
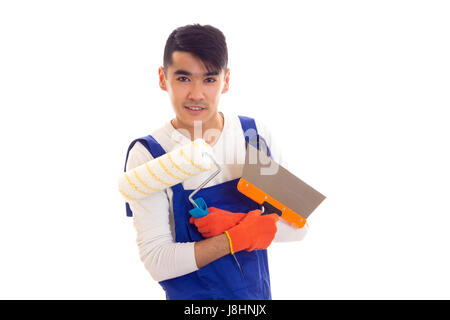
(177, 77, 189, 82)
(205, 78, 216, 83)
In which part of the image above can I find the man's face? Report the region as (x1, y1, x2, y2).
(158, 51, 230, 127)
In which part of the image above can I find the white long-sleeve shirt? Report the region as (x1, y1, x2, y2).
(126, 111, 308, 282)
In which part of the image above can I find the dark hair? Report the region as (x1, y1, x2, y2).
(163, 24, 228, 76)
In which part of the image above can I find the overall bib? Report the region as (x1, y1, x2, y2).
(124, 115, 273, 300)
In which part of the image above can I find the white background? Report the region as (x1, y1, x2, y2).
(1, 0, 449, 299)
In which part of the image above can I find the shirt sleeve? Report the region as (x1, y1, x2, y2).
(254, 118, 309, 242)
(126, 142, 198, 282)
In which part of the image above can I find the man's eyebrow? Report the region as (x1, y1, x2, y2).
(173, 69, 219, 76)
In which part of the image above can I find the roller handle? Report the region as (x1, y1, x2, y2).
(188, 197, 209, 218)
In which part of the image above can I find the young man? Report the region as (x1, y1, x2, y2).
(124, 24, 308, 300)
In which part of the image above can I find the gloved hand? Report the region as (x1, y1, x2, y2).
(225, 209, 279, 253)
(190, 207, 246, 238)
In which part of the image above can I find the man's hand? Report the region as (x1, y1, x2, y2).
(226, 209, 279, 253)
(190, 207, 246, 238)
(193, 209, 279, 269)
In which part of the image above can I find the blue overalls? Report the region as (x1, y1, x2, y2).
(124, 115, 273, 300)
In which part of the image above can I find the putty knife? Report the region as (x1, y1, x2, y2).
(237, 142, 326, 228)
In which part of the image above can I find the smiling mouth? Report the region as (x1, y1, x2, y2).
(185, 106, 206, 111)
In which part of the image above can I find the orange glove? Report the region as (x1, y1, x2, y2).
(190, 207, 246, 238)
(225, 209, 279, 253)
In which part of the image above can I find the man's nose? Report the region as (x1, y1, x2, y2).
(188, 81, 205, 100)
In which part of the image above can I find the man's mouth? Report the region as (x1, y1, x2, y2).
(185, 106, 205, 110)
(184, 105, 206, 114)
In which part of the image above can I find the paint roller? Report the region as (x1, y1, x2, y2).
(118, 138, 221, 217)
(118, 138, 245, 276)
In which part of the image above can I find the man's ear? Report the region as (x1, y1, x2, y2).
(158, 66, 167, 91)
(221, 68, 230, 94)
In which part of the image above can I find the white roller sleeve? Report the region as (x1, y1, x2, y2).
(119, 138, 215, 201)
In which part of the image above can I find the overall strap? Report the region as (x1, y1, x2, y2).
(238, 115, 272, 158)
(124, 135, 166, 171)
(123, 135, 169, 217)
(238, 115, 258, 136)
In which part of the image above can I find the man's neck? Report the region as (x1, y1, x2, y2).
(171, 112, 224, 145)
